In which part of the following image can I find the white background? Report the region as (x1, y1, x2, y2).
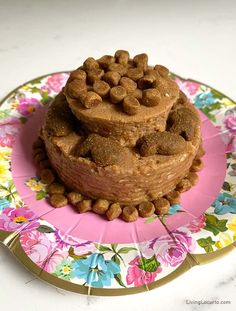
(0, 0, 236, 310)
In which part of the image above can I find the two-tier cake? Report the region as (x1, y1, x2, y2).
(33, 51, 204, 222)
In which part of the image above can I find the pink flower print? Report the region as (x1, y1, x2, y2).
(17, 97, 40, 116)
(55, 230, 96, 255)
(224, 115, 236, 135)
(43, 249, 67, 273)
(0, 207, 39, 232)
(126, 256, 161, 287)
(140, 230, 195, 267)
(20, 230, 67, 272)
(185, 214, 206, 233)
(175, 78, 200, 98)
(20, 230, 53, 267)
(0, 124, 18, 147)
(45, 74, 68, 93)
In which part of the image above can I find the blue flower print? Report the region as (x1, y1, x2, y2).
(212, 192, 236, 215)
(71, 253, 120, 287)
(0, 198, 10, 213)
(194, 91, 215, 109)
(168, 204, 182, 215)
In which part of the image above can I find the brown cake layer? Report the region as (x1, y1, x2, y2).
(66, 75, 179, 146)
(42, 100, 201, 204)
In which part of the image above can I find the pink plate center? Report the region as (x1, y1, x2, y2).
(11, 106, 226, 244)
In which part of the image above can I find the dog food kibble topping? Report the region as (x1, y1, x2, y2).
(64, 51, 179, 116)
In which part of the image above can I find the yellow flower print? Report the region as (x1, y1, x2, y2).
(0, 147, 11, 162)
(221, 98, 235, 107)
(227, 216, 236, 238)
(10, 101, 19, 110)
(25, 178, 46, 192)
(0, 160, 11, 183)
(215, 232, 233, 249)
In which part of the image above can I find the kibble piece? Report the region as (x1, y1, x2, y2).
(168, 107, 199, 141)
(83, 57, 99, 71)
(123, 96, 141, 115)
(145, 69, 159, 79)
(66, 80, 87, 99)
(93, 80, 110, 98)
(48, 182, 65, 195)
(126, 68, 144, 81)
(132, 88, 143, 101)
(80, 91, 102, 108)
(122, 206, 139, 222)
(67, 192, 83, 205)
(142, 88, 161, 107)
(138, 74, 156, 89)
(50, 194, 68, 208)
(165, 190, 180, 205)
(176, 178, 192, 193)
(153, 198, 170, 215)
(133, 53, 148, 71)
(196, 145, 205, 158)
(110, 86, 127, 104)
(108, 63, 127, 76)
(115, 50, 129, 65)
(39, 159, 51, 170)
(69, 69, 87, 82)
(34, 152, 47, 164)
(40, 169, 55, 184)
(138, 202, 155, 217)
(87, 68, 104, 84)
(187, 172, 199, 186)
(91, 138, 125, 166)
(44, 93, 76, 137)
(154, 64, 169, 77)
(139, 131, 186, 157)
(76, 199, 92, 213)
(190, 158, 204, 172)
(106, 203, 122, 220)
(103, 71, 121, 86)
(97, 55, 115, 69)
(92, 199, 110, 215)
(77, 134, 125, 166)
(119, 77, 137, 94)
(33, 138, 44, 149)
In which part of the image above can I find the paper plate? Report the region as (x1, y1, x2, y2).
(0, 72, 236, 296)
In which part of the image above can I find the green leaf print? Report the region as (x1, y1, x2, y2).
(94, 243, 112, 252)
(37, 225, 54, 233)
(0, 109, 12, 120)
(204, 214, 228, 236)
(114, 273, 126, 288)
(223, 181, 231, 191)
(118, 247, 137, 254)
(197, 237, 215, 253)
(138, 255, 160, 272)
(144, 215, 158, 224)
(111, 254, 121, 265)
(36, 190, 46, 200)
(111, 244, 118, 252)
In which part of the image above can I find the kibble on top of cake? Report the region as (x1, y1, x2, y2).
(64, 50, 178, 116)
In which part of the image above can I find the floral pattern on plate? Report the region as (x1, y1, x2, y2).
(0, 72, 236, 290)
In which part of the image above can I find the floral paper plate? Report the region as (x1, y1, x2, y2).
(0, 72, 236, 296)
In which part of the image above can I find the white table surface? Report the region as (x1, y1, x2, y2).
(0, 0, 236, 310)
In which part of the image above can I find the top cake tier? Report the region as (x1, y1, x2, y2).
(64, 51, 179, 146)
